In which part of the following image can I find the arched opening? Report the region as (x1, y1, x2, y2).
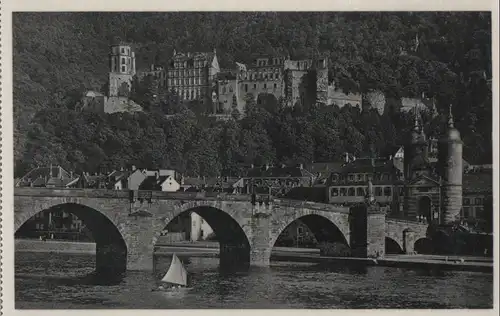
(414, 237, 434, 254)
(417, 196, 432, 223)
(15, 203, 127, 279)
(271, 215, 350, 259)
(385, 237, 404, 254)
(154, 206, 250, 274)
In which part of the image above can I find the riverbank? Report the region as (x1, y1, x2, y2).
(16, 239, 493, 273)
(15, 239, 95, 254)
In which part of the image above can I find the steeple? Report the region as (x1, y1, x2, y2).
(447, 104, 454, 128)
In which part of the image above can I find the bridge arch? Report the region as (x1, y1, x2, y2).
(153, 200, 252, 267)
(385, 237, 404, 254)
(15, 201, 127, 276)
(270, 211, 350, 256)
(414, 237, 434, 254)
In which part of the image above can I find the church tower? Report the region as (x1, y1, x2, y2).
(438, 105, 463, 225)
(403, 107, 430, 181)
(108, 43, 136, 97)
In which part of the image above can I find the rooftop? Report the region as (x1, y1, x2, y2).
(246, 165, 314, 178)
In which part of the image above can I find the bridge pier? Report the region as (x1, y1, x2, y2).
(403, 228, 416, 254)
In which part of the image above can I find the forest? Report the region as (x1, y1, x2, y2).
(13, 12, 492, 177)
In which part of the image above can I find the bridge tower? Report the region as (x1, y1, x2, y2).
(438, 105, 463, 225)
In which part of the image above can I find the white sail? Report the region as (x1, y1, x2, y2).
(161, 253, 188, 286)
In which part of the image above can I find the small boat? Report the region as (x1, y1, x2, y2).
(154, 253, 189, 291)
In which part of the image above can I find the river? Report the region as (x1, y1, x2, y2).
(15, 252, 493, 309)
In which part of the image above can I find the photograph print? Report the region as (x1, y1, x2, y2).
(10, 9, 495, 310)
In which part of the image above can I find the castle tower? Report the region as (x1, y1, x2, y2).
(315, 55, 329, 105)
(403, 106, 429, 181)
(108, 43, 136, 97)
(438, 105, 463, 225)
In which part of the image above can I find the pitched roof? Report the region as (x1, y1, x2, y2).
(139, 175, 171, 191)
(305, 162, 344, 175)
(463, 172, 492, 194)
(336, 158, 397, 174)
(18, 166, 74, 187)
(246, 166, 313, 178)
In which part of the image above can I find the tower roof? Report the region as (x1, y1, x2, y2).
(442, 104, 461, 142)
(410, 105, 426, 144)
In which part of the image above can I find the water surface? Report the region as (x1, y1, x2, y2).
(15, 252, 493, 309)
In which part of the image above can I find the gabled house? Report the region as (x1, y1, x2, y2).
(138, 174, 180, 192)
(16, 165, 76, 188)
(66, 172, 107, 189)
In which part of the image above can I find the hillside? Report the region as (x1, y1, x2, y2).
(13, 12, 492, 176)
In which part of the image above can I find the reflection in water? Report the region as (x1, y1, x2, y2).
(15, 252, 493, 309)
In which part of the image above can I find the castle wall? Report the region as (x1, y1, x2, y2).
(109, 73, 133, 97)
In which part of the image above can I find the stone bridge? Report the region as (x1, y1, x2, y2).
(14, 188, 428, 275)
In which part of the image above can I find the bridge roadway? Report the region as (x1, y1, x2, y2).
(14, 188, 429, 276)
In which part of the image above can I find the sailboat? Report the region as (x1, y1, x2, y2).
(157, 253, 189, 290)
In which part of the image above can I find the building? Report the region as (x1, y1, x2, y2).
(326, 105, 466, 227)
(166, 49, 220, 109)
(138, 174, 180, 192)
(66, 172, 107, 189)
(326, 158, 404, 210)
(461, 170, 492, 228)
(190, 212, 214, 241)
(80, 43, 143, 114)
(16, 165, 76, 188)
(239, 164, 315, 196)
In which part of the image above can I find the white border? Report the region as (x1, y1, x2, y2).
(1, 0, 498, 315)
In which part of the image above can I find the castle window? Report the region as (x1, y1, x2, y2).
(375, 187, 382, 196)
(121, 57, 126, 64)
(384, 187, 391, 196)
(356, 187, 365, 196)
(331, 188, 339, 196)
(229, 86, 233, 92)
(274, 83, 277, 89)
(121, 48, 125, 54)
(348, 188, 355, 196)
(222, 86, 226, 94)
(121, 65, 126, 72)
(348, 174, 354, 182)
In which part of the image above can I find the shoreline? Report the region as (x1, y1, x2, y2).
(15, 238, 493, 273)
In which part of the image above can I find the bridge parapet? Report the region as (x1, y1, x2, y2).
(272, 199, 351, 213)
(14, 188, 253, 202)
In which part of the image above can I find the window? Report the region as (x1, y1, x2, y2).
(340, 188, 347, 196)
(348, 188, 355, 196)
(357, 174, 364, 181)
(121, 57, 126, 64)
(384, 187, 392, 197)
(475, 198, 482, 205)
(121, 48, 125, 54)
(121, 65, 126, 72)
(245, 84, 248, 92)
(253, 84, 257, 89)
(463, 207, 470, 218)
(264, 83, 267, 89)
(348, 174, 354, 182)
(356, 187, 365, 196)
(274, 83, 277, 89)
(375, 187, 383, 196)
(331, 188, 339, 196)
(464, 198, 470, 205)
(331, 174, 339, 183)
(222, 86, 226, 94)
